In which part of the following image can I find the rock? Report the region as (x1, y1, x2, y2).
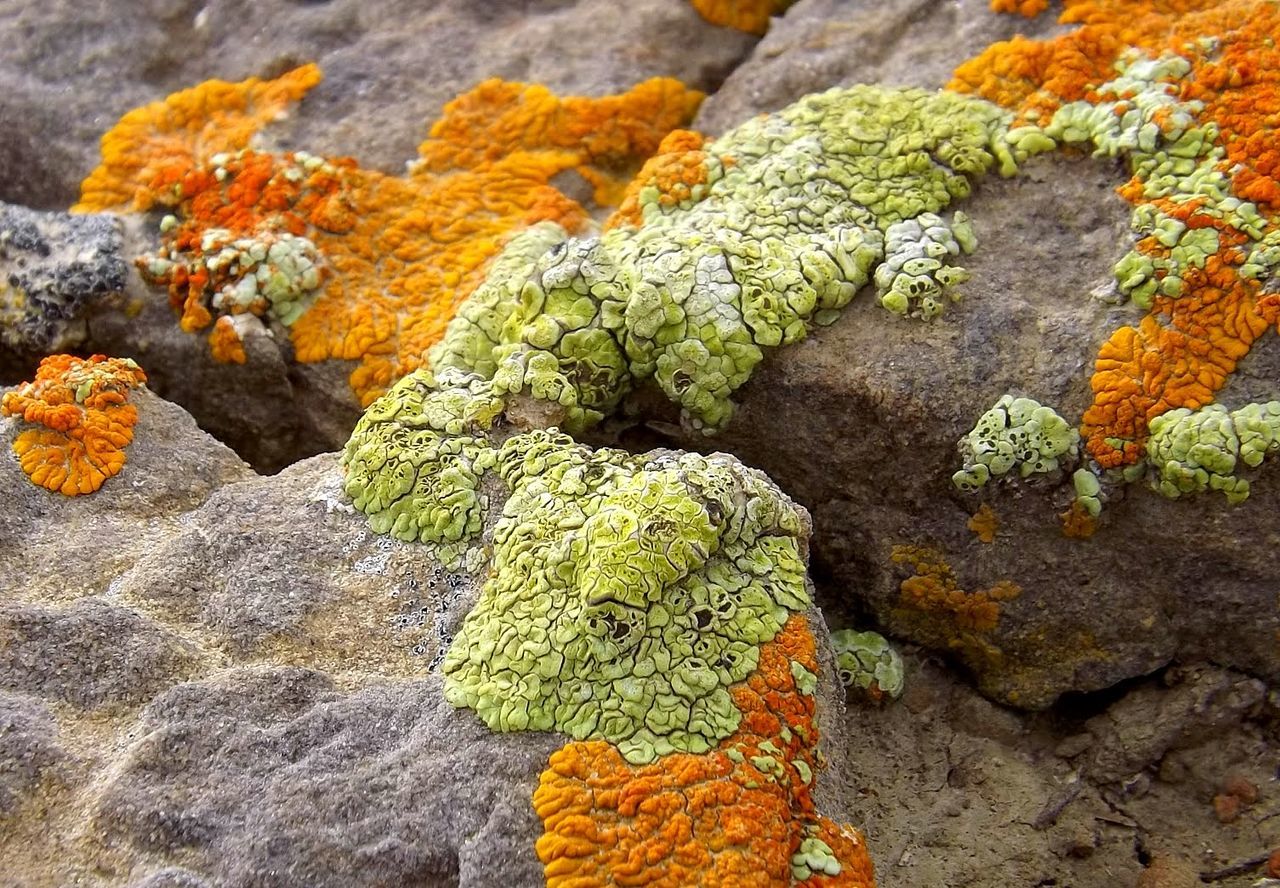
(0, 0, 755, 210)
(0, 202, 127, 376)
(649, 0, 1280, 705)
(0, 383, 860, 886)
(693, 0, 1065, 134)
(1082, 666, 1265, 786)
(0, 692, 64, 817)
(1135, 854, 1199, 888)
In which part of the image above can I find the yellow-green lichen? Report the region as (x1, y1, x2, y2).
(952, 395, 1079, 491)
(831, 628, 905, 702)
(440, 431, 812, 764)
(1146, 401, 1280, 503)
(430, 84, 1019, 435)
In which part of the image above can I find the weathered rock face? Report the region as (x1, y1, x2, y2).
(0, 0, 760, 471)
(650, 147, 1280, 708)
(0, 203, 127, 377)
(0, 0, 755, 210)
(693, 0, 1065, 135)
(0, 385, 859, 887)
(612, 2, 1280, 709)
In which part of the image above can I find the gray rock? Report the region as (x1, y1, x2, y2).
(101, 668, 560, 887)
(694, 0, 1065, 134)
(1083, 665, 1267, 785)
(0, 692, 63, 817)
(0, 599, 202, 710)
(0, 202, 127, 374)
(0, 0, 756, 209)
(0, 386, 856, 886)
(651, 148, 1280, 708)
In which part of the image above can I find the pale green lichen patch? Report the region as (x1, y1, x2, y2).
(953, 395, 1079, 491)
(791, 835, 843, 881)
(437, 428, 811, 764)
(831, 629, 905, 701)
(340, 369, 506, 565)
(1013, 52, 1277, 306)
(430, 84, 1018, 435)
(1146, 401, 1280, 503)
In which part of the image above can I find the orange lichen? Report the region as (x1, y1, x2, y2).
(990, 0, 1051, 17)
(954, 1, 1280, 468)
(534, 616, 875, 888)
(83, 68, 704, 403)
(688, 0, 795, 35)
(1, 354, 147, 496)
(209, 316, 248, 365)
(1081, 263, 1270, 467)
(74, 64, 323, 213)
(891, 545, 1020, 632)
(606, 129, 726, 230)
(1059, 500, 1099, 538)
(966, 503, 999, 543)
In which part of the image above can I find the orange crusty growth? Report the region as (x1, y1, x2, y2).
(534, 616, 875, 888)
(74, 64, 323, 213)
(79, 67, 704, 403)
(954, 1, 1280, 467)
(966, 503, 999, 543)
(1059, 500, 1099, 539)
(1, 354, 147, 496)
(688, 0, 795, 35)
(990, 0, 1050, 17)
(891, 545, 1020, 633)
(606, 129, 725, 230)
(209, 316, 249, 365)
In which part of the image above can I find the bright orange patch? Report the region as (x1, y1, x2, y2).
(688, 0, 795, 35)
(74, 64, 323, 213)
(534, 616, 875, 888)
(2, 354, 147, 496)
(954, 1, 1280, 466)
(79, 67, 704, 403)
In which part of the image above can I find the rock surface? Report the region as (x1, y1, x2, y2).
(0, 0, 755, 210)
(0, 202, 127, 376)
(0, 384, 858, 887)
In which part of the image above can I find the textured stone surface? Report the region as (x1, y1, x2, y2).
(655, 147, 1280, 706)
(693, 0, 1065, 135)
(0, 0, 755, 210)
(0, 202, 127, 375)
(0, 381, 856, 887)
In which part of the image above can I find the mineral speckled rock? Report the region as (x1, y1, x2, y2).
(0, 202, 126, 373)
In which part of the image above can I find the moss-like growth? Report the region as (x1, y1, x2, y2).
(831, 629, 905, 702)
(431, 84, 1018, 435)
(952, 395, 1079, 491)
(443, 432, 811, 764)
(1146, 401, 1280, 503)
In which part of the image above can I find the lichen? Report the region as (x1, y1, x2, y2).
(441, 433, 811, 763)
(2, 354, 147, 495)
(1146, 401, 1280, 503)
(950, 0, 1280, 513)
(431, 84, 1020, 436)
(533, 617, 875, 887)
(831, 629, 905, 704)
(952, 395, 1079, 491)
(78, 68, 704, 402)
(688, 0, 796, 35)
